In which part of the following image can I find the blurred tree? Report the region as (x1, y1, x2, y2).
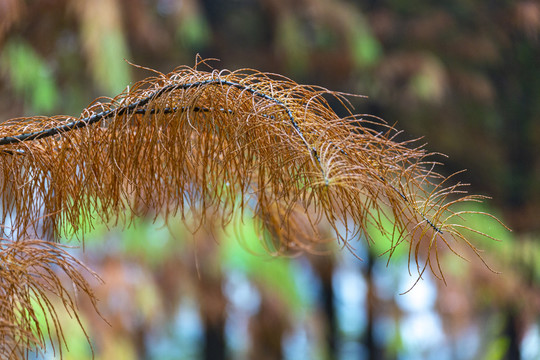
(1, 1, 538, 359)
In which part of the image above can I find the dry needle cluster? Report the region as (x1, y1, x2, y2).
(0, 238, 100, 359)
(0, 60, 500, 357)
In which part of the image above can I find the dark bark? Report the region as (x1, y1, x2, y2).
(365, 252, 377, 360)
(310, 254, 338, 359)
(503, 310, 521, 360)
(203, 318, 226, 360)
(321, 268, 338, 357)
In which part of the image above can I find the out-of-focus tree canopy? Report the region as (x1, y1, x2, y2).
(1, 0, 539, 359)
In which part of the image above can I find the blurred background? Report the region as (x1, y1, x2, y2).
(1, 0, 539, 359)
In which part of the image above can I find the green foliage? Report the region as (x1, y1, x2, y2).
(483, 337, 509, 360)
(368, 212, 408, 262)
(0, 39, 59, 113)
(348, 16, 381, 68)
(91, 32, 132, 95)
(221, 216, 302, 310)
(177, 15, 211, 49)
(276, 15, 309, 75)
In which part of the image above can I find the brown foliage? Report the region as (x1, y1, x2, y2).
(0, 238, 100, 359)
(0, 59, 500, 273)
(0, 59, 504, 357)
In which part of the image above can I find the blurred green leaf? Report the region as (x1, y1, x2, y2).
(177, 15, 211, 49)
(119, 219, 181, 266)
(451, 202, 513, 247)
(350, 25, 382, 68)
(220, 216, 302, 310)
(367, 212, 408, 262)
(410, 56, 446, 103)
(29, 296, 93, 359)
(61, 196, 185, 267)
(276, 15, 309, 75)
(0, 39, 59, 113)
(483, 337, 509, 360)
(96, 32, 131, 95)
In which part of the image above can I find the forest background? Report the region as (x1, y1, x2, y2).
(0, 0, 539, 359)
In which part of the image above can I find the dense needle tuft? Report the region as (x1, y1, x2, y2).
(0, 60, 501, 279)
(0, 60, 506, 358)
(0, 238, 100, 358)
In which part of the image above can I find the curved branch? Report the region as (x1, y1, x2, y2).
(0, 80, 314, 154)
(0, 78, 444, 233)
